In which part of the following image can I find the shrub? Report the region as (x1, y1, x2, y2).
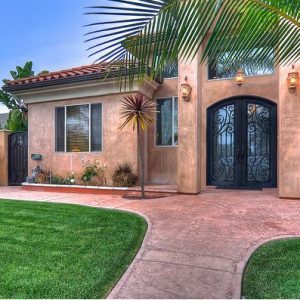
(81, 160, 107, 186)
(26, 166, 50, 184)
(112, 162, 137, 187)
(50, 176, 64, 185)
(63, 173, 76, 185)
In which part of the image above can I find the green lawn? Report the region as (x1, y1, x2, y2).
(242, 238, 300, 299)
(0, 199, 147, 299)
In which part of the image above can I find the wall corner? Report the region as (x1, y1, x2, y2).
(0, 130, 12, 186)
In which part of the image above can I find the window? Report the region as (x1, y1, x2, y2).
(66, 105, 89, 152)
(162, 61, 178, 78)
(55, 104, 102, 152)
(208, 48, 274, 80)
(55, 107, 65, 152)
(152, 56, 178, 79)
(156, 97, 178, 146)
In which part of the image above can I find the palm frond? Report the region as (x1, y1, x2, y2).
(85, 0, 300, 85)
(204, 0, 300, 67)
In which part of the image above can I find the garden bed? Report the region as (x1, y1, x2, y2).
(22, 183, 177, 196)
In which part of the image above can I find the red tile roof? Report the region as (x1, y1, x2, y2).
(5, 63, 120, 87)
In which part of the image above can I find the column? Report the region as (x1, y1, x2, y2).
(177, 52, 202, 194)
(278, 63, 300, 198)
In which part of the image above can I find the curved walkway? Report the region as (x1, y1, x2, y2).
(1, 187, 300, 298)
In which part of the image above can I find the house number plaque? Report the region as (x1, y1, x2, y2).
(31, 154, 43, 161)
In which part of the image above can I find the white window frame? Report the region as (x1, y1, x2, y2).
(155, 96, 178, 148)
(55, 103, 103, 153)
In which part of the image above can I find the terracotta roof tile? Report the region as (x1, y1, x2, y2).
(5, 63, 118, 87)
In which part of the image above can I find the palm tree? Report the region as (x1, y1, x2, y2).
(85, 0, 299, 84)
(119, 94, 156, 198)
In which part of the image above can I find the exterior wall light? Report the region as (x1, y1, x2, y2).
(236, 69, 244, 86)
(287, 64, 299, 94)
(181, 76, 192, 102)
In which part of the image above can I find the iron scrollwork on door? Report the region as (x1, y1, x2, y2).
(247, 103, 271, 183)
(207, 97, 277, 188)
(211, 104, 235, 182)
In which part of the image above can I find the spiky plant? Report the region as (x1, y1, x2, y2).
(112, 162, 138, 187)
(119, 94, 156, 198)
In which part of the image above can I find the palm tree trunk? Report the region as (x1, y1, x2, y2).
(137, 125, 146, 199)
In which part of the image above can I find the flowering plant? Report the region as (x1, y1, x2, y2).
(63, 172, 76, 185)
(80, 159, 107, 185)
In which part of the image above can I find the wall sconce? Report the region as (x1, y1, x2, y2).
(287, 64, 299, 94)
(181, 76, 192, 102)
(236, 69, 244, 86)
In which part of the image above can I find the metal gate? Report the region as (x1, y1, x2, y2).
(8, 132, 28, 185)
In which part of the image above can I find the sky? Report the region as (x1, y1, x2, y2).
(0, 0, 112, 113)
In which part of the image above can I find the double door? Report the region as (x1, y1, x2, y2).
(207, 97, 277, 188)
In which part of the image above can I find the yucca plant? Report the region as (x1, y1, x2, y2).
(85, 0, 300, 85)
(119, 94, 156, 198)
(112, 162, 138, 187)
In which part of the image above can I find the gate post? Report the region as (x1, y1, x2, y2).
(0, 130, 12, 186)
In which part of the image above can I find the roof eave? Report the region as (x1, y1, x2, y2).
(3, 67, 161, 93)
(2, 71, 116, 93)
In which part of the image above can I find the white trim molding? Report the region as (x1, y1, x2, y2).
(12, 78, 160, 105)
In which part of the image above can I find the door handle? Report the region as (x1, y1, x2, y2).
(236, 149, 245, 160)
(241, 149, 245, 159)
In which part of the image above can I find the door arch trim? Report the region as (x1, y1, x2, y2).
(207, 95, 277, 111)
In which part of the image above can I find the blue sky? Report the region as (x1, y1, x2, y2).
(0, 0, 112, 113)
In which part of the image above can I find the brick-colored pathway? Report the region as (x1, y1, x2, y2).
(0, 187, 300, 299)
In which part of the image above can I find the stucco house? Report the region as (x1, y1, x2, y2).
(3, 57, 300, 198)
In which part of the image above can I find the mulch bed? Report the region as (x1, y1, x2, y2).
(123, 191, 175, 200)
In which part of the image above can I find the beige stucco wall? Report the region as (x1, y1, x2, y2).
(154, 62, 281, 192)
(173, 59, 300, 197)
(28, 94, 139, 185)
(278, 63, 300, 198)
(177, 53, 202, 193)
(21, 58, 300, 198)
(176, 45, 280, 193)
(200, 64, 279, 188)
(147, 78, 178, 185)
(0, 130, 11, 186)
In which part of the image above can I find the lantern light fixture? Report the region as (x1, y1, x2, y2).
(236, 69, 244, 86)
(287, 64, 299, 94)
(181, 76, 192, 102)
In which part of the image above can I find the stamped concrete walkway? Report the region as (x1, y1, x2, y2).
(0, 187, 300, 299)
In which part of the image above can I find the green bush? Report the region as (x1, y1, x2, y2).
(80, 160, 106, 185)
(63, 173, 76, 185)
(112, 162, 137, 187)
(50, 176, 64, 185)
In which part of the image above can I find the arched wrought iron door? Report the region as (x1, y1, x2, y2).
(207, 97, 277, 188)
